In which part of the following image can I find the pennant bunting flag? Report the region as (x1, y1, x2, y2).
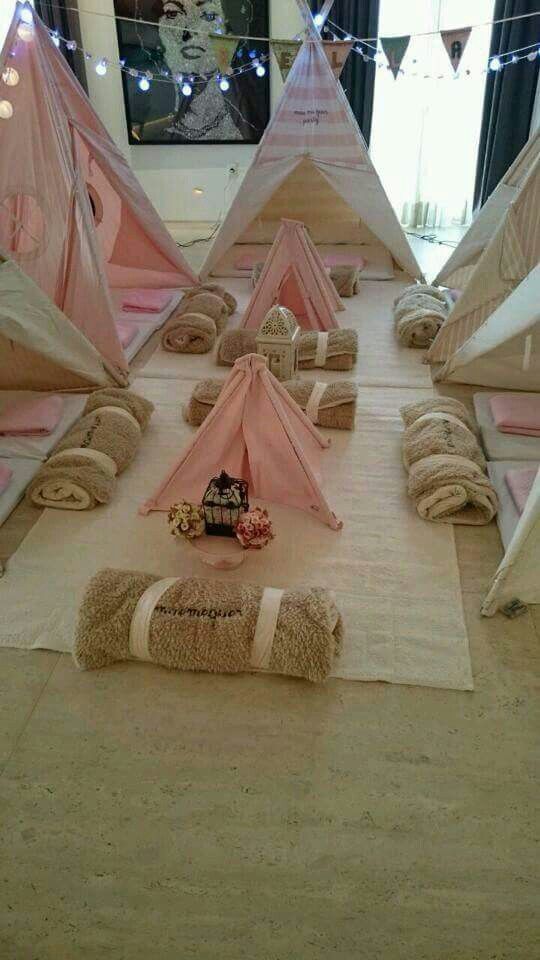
(271, 40, 302, 81)
(322, 40, 354, 78)
(440, 27, 472, 73)
(381, 35, 410, 79)
(209, 34, 241, 76)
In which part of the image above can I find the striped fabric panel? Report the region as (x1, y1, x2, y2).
(512, 167, 540, 268)
(277, 109, 351, 125)
(429, 297, 504, 362)
(500, 208, 529, 281)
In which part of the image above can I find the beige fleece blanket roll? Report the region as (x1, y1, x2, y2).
(407, 454, 498, 525)
(173, 292, 229, 333)
(394, 284, 450, 308)
(161, 313, 216, 354)
(329, 265, 360, 297)
(394, 293, 448, 322)
(184, 378, 358, 430)
(401, 411, 486, 470)
(83, 388, 154, 431)
(395, 308, 446, 348)
(217, 329, 257, 366)
(181, 283, 237, 316)
(74, 569, 343, 683)
(298, 329, 358, 370)
(26, 403, 147, 510)
(400, 397, 478, 435)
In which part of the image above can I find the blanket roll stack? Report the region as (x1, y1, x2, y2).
(218, 329, 358, 371)
(74, 569, 343, 683)
(184, 378, 358, 430)
(161, 286, 237, 354)
(400, 397, 498, 525)
(394, 284, 451, 348)
(329, 265, 360, 298)
(26, 389, 154, 510)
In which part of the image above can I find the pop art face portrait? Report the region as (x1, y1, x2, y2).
(114, 0, 269, 144)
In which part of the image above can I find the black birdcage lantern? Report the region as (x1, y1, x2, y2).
(202, 471, 249, 538)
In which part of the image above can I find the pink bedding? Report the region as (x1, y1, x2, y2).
(490, 394, 540, 437)
(122, 290, 173, 314)
(321, 252, 366, 270)
(0, 462, 13, 494)
(234, 252, 264, 271)
(505, 467, 538, 515)
(0, 395, 64, 436)
(116, 321, 138, 349)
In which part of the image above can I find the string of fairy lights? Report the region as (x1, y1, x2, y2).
(2, 2, 539, 107)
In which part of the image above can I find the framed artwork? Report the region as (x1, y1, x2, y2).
(113, 1, 270, 145)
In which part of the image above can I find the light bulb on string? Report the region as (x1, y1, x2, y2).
(256, 63, 266, 77)
(511, 54, 519, 64)
(138, 76, 150, 91)
(20, 7, 33, 25)
(66, 40, 77, 52)
(489, 56, 502, 71)
(2, 67, 20, 86)
(527, 50, 538, 61)
(219, 76, 230, 92)
(181, 81, 193, 97)
(313, 13, 324, 28)
(51, 32, 60, 48)
(95, 59, 108, 76)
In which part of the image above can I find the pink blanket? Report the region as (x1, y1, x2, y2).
(122, 290, 172, 314)
(234, 252, 263, 271)
(322, 252, 366, 270)
(490, 394, 540, 437)
(116, 321, 138, 349)
(0, 395, 64, 436)
(0, 462, 13, 494)
(505, 467, 538, 515)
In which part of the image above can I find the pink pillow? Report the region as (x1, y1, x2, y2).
(322, 252, 366, 270)
(490, 394, 540, 437)
(122, 290, 173, 314)
(234, 253, 261, 271)
(0, 462, 13, 494)
(505, 467, 538, 514)
(0, 395, 64, 436)
(116, 321, 138, 349)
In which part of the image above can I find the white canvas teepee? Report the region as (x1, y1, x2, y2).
(428, 147, 540, 366)
(482, 468, 540, 616)
(0, 252, 115, 390)
(435, 130, 540, 290)
(200, 8, 422, 281)
(434, 265, 540, 389)
(0, 4, 197, 383)
(142, 353, 342, 530)
(241, 219, 342, 332)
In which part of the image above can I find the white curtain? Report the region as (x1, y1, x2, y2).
(370, 0, 495, 230)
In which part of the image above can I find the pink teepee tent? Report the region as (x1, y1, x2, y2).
(0, 4, 197, 383)
(241, 219, 343, 332)
(141, 353, 342, 530)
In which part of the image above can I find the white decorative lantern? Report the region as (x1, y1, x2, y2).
(256, 306, 300, 381)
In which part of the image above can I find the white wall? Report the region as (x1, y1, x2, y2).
(78, 0, 304, 221)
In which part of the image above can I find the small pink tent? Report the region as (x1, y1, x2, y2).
(0, 4, 197, 383)
(241, 219, 342, 332)
(141, 353, 342, 530)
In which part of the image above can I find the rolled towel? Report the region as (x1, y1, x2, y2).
(181, 284, 237, 316)
(161, 313, 216, 354)
(299, 330, 358, 370)
(395, 308, 446, 348)
(84, 388, 154, 432)
(400, 397, 478, 436)
(402, 411, 486, 470)
(407, 454, 498, 525)
(394, 284, 450, 308)
(394, 293, 448, 323)
(174, 292, 229, 334)
(26, 402, 148, 510)
(217, 329, 257, 366)
(184, 378, 358, 430)
(329, 265, 360, 298)
(74, 569, 343, 683)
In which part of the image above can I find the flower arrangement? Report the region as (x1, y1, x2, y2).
(235, 508, 274, 550)
(168, 500, 206, 541)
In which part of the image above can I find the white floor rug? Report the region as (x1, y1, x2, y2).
(0, 376, 473, 690)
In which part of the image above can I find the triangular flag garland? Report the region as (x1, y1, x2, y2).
(209, 34, 242, 75)
(322, 40, 354, 79)
(271, 40, 302, 82)
(381, 35, 410, 79)
(440, 28, 472, 73)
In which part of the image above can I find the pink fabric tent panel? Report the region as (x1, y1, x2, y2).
(241, 220, 342, 332)
(141, 354, 342, 530)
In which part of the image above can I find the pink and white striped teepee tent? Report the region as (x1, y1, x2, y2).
(0, 3, 197, 385)
(241, 219, 343, 332)
(201, 0, 422, 282)
(141, 353, 342, 530)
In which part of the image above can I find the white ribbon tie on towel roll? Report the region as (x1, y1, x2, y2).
(129, 578, 178, 661)
(306, 382, 327, 424)
(314, 332, 329, 368)
(250, 587, 284, 670)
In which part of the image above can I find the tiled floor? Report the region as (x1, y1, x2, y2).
(1, 231, 538, 959)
